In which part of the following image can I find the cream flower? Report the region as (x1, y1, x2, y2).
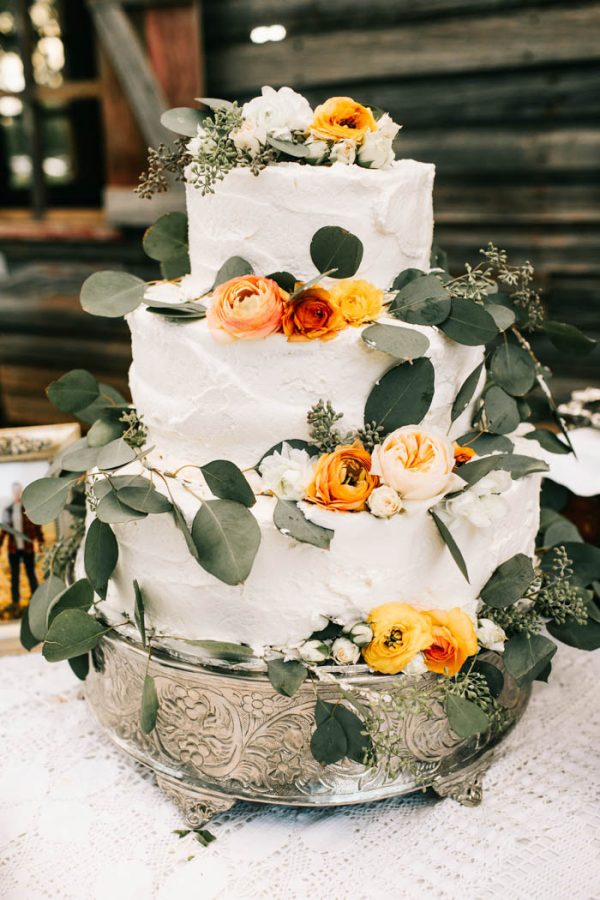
(258, 443, 315, 501)
(357, 113, 400, 169)
(298, 639, 330, 664)
(331, 637, 360, 665)
(242, 85, 313, 141)
(370, 426, 456, 501)
(330, 139, 357, 165)
(403, 652, 428, 676)
(304, 137, 329, 162)
(477, 618, 507, 653)
(367, 484, 403, 518)
(231, 118, 267, 156)
(445, 470, 512, 528)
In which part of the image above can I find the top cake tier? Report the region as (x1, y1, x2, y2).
(186, 159, 435, 291)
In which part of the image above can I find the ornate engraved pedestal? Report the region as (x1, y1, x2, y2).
(85, 633, 530, 826)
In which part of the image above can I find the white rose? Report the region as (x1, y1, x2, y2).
(367, 484, 403, 518)
(343, 621, 373, 647)
(357, 113, 400, 169)
(330, 139, 356, 165)
(331, 637, 360, 665)
(231, 118, 267, 156)
(186, 125, 216, 158)
(445, 469, 512, 528)
(298, 639, 330, 664)
(304, 137, 329, 163)
(370, 426, 455, 500)
(242, 85, 313, 137)
(258, 443, 315, 501)
(572, 387, 600, 404)
(477, 618, 507, 653)
(403, 653, 428, 676)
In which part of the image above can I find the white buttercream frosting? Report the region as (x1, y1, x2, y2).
(186, 159, 435, 292)
(128, 311, 483, 470)
(87, 437, 541, 652)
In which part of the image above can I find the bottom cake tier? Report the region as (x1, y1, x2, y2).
(85, 438, 542, 653)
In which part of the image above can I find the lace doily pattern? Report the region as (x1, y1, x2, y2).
(1, 648, 599, 899)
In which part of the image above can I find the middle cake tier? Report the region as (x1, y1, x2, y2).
(128, 310, 484, 470)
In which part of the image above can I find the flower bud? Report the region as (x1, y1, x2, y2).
(331, 637, 360, 665)
(344, 621, 373, 647)
(298, 639, 330, 664)
(476, 618, 507, 653)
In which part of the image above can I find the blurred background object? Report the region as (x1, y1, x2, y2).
(0, 0, 598, 427)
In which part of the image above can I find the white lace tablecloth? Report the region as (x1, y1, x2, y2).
(1, 649, 599, 900)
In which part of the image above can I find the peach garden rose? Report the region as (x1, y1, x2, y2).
(370, 425, 456, 501)
(207, 274, 287, 341)
(305, 442, 378, 512)
(423, 607, 478, 676)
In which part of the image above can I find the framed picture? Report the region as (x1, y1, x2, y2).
(0, 423, 80, 654)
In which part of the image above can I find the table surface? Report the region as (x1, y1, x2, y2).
(1, 647, 599, 900)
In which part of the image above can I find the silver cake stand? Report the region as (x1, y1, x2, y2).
(85, 632, 531, 827)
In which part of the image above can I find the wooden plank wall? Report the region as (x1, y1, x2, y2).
(202, 0, 600, 385)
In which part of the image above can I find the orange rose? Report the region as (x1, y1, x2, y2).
(423, 608, 478, 676)
(453, 442, 477, 466)
(309, 96, 377, 144)
(305, 442, 378, 512)
(207, 274, 286, 342)
(363, 602, 434, 675)
(282, 286, 345, 342)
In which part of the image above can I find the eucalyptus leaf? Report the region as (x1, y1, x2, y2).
(490, 344, 536, 397)
(524, 429, 571, 455)
(446, 694, 490, 738)
(457, 453, 548, 487)
(91, 473, 149, 502)
(47, 369, 100, 413)
(160, 106, 208, 137)
(310, 714, 348, 765)
(43, 609, 109, 662)
(87, 413, 126, 448)
(457, 431, 514, 455)
(146, 304, 205, 320)
(80, 271, 146, 318)
(23, 476, 74, 524)
(429, 245, 448, 270)
(84, 519, 118, 596)
(389, 273, 451, 326)
(440, 298, 498, 346)
(311, 699, 370, 765)
(267, 136, 310, 158)
(364, 358, 435, 436)
(195, 97, 233, 110)
(290, 269, 336, 298)
(213, 256, 253, 289)
(20, 607, 40, 652)
(171, 502, 200, 562)
(391, 268, 424, 292)
(47, 578, 94, 628)
(273, 499, 334, 550)
(544, 320, 597, 356)
(543, 515, 582, 547)
(96, 490, 148, 525)
(547, 599, 600, 650)
(482, 385, 520, 434)
(503, 632, 557, 685)
(28, 575, 66, 641)
(76, 385, 128, 425)
(133, 580, 147, 647)
(266, 271, 296, 293)
(471, 659, 504, 699)
(68, 654, 90, 681)
(430, 510, 470, 582)
(160, 253, 190, 280)
(485, 303, 516, 331)
(309, 226, 364, 279)
(117, 484, 173, 514)
(267, 659, 308, 697)
(140, 673, 159, 734)
(333, 705, 372, 764)
(97, 437, 137, 470)
(480, 554, 535, 609)
(191, 499, 261, 585)
(186, 639, 254, 660)
(143, 212, 188, 262)
(61, 445, 100, 473)
(451, 363, 484, 422)
(201, 460, 256, 508)
(361, 323, 430, 361)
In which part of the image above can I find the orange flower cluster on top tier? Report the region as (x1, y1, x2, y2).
(363, 602, 478, 676)
(308, 97, 378, 144)
(207, 275, 384, 343)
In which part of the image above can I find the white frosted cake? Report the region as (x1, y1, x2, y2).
(80, 91, 545, 658)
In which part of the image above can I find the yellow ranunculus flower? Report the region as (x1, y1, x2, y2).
(309, 97, 377, 144)
(329, 279, 384, 327)
(363, 603, 434, 675)
(423, 608, 478, 676)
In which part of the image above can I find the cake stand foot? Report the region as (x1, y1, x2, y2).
(156, 773, 236, 827)
(431, 753, 493, 807)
